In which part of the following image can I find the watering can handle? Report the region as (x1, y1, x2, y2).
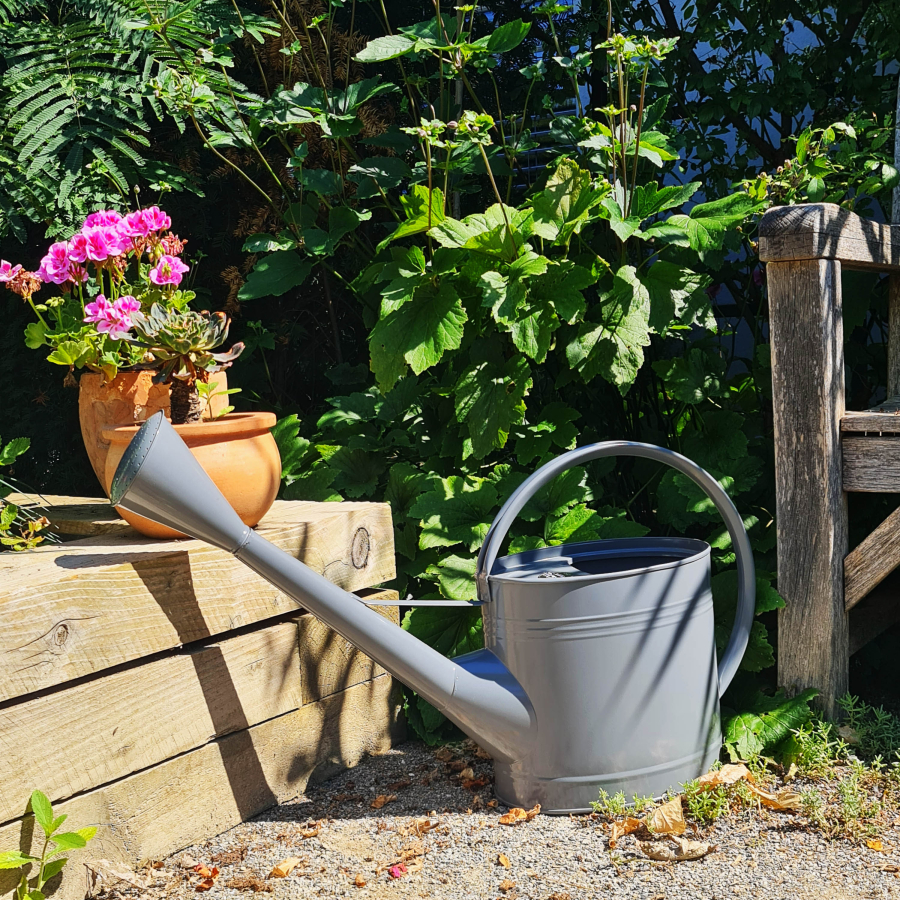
(475, 441, 755, 696)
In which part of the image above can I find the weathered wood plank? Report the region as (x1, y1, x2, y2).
(769, 258, 849, 717)
(841, 403, 900, 434)
(842, 435, 900, 491)
(844, 505, 900, 609)
(0, 674, 401, 900)
(0, 590, 398, 825)
(849, 571, 900, 655)
(0, 500, 394, 702)
(889, 275, 900, 395)
(759, 204, 900, 270)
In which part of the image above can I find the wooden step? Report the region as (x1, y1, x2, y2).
(842, 397, 900, 434)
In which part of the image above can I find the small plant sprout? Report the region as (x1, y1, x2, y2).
(0, 790, 96, 899)
(196, 379, 242, 419)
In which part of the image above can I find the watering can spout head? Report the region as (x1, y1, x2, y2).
(110, 413, 537, 764)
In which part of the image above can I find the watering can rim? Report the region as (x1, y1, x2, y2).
(488, 535, 710, 584)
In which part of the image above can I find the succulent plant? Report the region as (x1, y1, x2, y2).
(130, 303, 244, 423)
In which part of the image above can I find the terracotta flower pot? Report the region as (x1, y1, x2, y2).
(102, 412, 280, 539)
(79, 370, 230, 493)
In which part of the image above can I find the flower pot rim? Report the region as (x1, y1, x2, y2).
(101, 411, 276, 443)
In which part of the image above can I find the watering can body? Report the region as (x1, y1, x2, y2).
(110, 415, 754, 814)
(484, 538, 720, 812)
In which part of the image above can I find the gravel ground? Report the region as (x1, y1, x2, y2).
(126, 740, 900, 900)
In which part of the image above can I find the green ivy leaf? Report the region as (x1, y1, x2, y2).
(410, 475, 498, 551)
(454, 355, 532, 458)
(238, 251, 312, 300)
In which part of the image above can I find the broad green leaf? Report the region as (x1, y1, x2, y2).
(384, 462, 430, 521)
(640, 262, 712, 334)
(282, 465, 342, 502)
(347, 157, 412, 199)
(46, 340, 91, 367)
(355, 34, 417, 63)
(428, 554, 478, 601)
(521, 467, 591, 522)
(242, 232, 296, 253)
(531, 159, 599, 244)
(454, 355, 531, 458)
(1, 503, 17, 529)
(0, 437, 30, 466)
(39, 859, 66, 882)
(410, 475, 498, 551)
(473, 19, 530, 53)
(369, 280, 466, 391)
(317, 391, 380, 431)
(638, 221, 691, 247)
(723, 688, 818, 758)
(48, 815, 67, 836)
(300, 168, 343, 196)
(682, 410, 748, 470)
(600, 197, 642, 242)
(807, 175, 826, 202)
(48, 832, 85, 852)
(271, 414, 312, 484)
(238, 251, 312, 300)
(531, 261, 593, 325)
(402, 604, 483, 656)
(381, 185, 447, 248)
(30, 791, 53, 834)
(712, 570, 785, 620)
(565, 265, 651, 392)
(508, 305, 559, 363)
(514, 402, 580, 465)
(24, 322, 47, 349)
(544, 505, 600, 544)
(430, 204, 530, 259)
(653, 349, 727, 404)
(629, 182, 699, 219)
(303, 207, 371, 256)
(666, 192, 762, 252)
(0, 851, 37, 869)
(316, 445, 385, 498)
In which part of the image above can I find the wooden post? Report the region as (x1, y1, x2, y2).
(889, 274, 900, 397)
(768, 258, 849, 717)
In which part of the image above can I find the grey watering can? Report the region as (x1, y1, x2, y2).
(110, 413, 754, 814)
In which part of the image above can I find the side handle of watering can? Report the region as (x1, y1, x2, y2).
(475, 441, 755, 696)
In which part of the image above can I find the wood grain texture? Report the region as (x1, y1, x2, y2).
(842, 435, 900, 491)
(0, 500, 394, 702)
(0, 591, 399, 825)
(841, 401, 900, 433)
(0, 674, 402, 900)
(759, 203, 900, 270)
(768, 258, 849, 717)
(844, 505, 900, 609)
(849, 571, 900, 655)
(889, 275, 900, 396)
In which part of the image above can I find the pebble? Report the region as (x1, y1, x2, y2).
(131, 741, 899, 900)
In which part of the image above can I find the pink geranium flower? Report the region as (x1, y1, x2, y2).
(0, 260, 23, 282)
(67, 232, 89, 263)
(142, 206, 171, 233)
(82, 225, 128, 262)
(120, 209, 152, 238)
(38, 242, 74, 284)
(149, 254, 189, 286)
(84, 294, 139, 341)
(83, 210, 124, 229)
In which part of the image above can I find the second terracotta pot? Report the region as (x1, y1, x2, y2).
(102, 412, 281, 539)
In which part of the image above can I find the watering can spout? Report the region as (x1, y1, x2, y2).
(109, 413, 536, 764)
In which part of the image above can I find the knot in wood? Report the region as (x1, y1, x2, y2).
(351, 527, 370, 569)
(53, 622, 70, 648)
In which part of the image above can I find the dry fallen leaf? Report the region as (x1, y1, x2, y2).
(408, 818, 435, 836)
(747, 784, 801, 812)
(499, 804, 540, 825)
(462, 775, 490, 790)
(301, 821, 322, 839)
(609, 817, 643, 849)
(194, 865, 220, 892)
(637, 836, 711, 862)
(434, 748, 454, 762)
(498, 853, 511, 868)
(499, 878, 516, 892)
(84, 859, 153, 897)
(386, 778, 412, 791)
(224, 875, 273, 894)
(838, 725, 860, 745)
(475, 746, 492, 760)
(370, 794, 397, 809)
(353, 874, 366, 887)
(268, 858, 304, 878)
(459, 767, 475, 781)
(697, 763, 752, 789)
(645, 796, 686, 836)
(867, 839, 884, 852)
(879, 863, 900, 872)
